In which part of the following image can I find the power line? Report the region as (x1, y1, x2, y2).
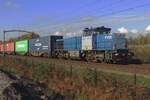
(51, 0, 101, 19)
(92, 14, 150, 27)
(78, 0, 123, 15)
(25, 0, 101, 29)
(53, 2, 150, 28)
(28, 2, 150, 33)
(54, 0, 124, 22)
(66, 2, 150, 23)
(95, 2, 150, 18)
(33, 13, 150, 34)
(27, 0, 122, 28)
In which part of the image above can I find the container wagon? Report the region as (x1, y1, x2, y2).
(56, 36, 82, 59)
(29, 36, 62, 57)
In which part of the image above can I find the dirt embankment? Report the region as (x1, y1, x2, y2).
(0, 70, 64, 100)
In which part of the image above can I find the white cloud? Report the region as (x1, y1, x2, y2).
(6, 1, 12, 6)
(3, 0, 20, 10)
(116, 27, 140, 38)
(145, 25, 150, 32)
(54, 32, 62, 35)
(130, 29, 138, 34)
(117, 27, 129, 33)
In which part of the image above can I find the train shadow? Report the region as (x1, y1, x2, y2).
(128, 58, 142, 65)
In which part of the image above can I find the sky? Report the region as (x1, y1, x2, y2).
(0, 0, 150, 40)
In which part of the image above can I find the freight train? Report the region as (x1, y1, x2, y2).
(0, 27, 133, 64)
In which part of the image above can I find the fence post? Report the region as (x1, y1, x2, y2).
(70, 65, 73, 78)
(94, 68, 97, 87)
(134, 66, 137, 100)
(53, 63, 55, 69)
(134, 73, 136, 86)
(31, 59, 34, 67)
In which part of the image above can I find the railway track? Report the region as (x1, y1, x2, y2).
(3, 55, 150, 77)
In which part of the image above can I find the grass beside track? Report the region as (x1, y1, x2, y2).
(1, 55, 150, 88)
(72, 65, 150, 88)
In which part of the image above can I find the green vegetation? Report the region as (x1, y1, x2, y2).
(8, 32, 39, 42)
(128, 33, 150, 45)
(128, 33, 150, 63)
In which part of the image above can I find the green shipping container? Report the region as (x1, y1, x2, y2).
(15, 40, 28, 53)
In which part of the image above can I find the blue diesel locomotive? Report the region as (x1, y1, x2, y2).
(55, 27, 133, 63)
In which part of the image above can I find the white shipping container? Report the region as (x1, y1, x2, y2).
(82, 36, 93, 50)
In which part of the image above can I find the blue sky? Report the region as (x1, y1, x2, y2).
(0, 0, 150, 39)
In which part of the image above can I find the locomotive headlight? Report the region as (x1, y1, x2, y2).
(115, 53, 119, 56)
